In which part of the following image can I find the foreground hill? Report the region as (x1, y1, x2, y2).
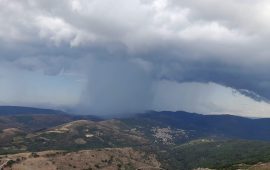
(0, 148, 160, 170)
(158, 139, 270, 169)
(22, 120, 148, 152)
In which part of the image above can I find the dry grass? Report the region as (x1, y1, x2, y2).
(248, 163, 270, 170)
(0, 148, 161, 170)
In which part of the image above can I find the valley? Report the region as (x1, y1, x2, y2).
(1, 107, 270, 169)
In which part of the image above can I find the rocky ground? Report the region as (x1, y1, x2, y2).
(0, 148, 161, 170)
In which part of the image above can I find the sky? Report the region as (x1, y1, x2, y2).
(1, 0, 270, 117)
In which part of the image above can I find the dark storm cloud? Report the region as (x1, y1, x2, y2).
(1, 0, 270, 115)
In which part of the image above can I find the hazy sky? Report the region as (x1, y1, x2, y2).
(1, 0, 270, 117)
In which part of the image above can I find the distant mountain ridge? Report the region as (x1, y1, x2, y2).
(2, 106, 270, 141)
(0, 106, 66, 115)
(0, 106, 101, 132)
(123, 111, 270, 141)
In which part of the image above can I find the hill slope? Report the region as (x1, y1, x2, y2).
(0, 148, 160, 170)
(123, 111, 270, 141)
(0, 106, 101, 131)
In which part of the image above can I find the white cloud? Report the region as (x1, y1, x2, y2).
(178, 22, 248, 42)
(36, 16, 76, 45)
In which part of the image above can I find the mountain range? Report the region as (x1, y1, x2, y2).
(1, 106, 270, 169)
